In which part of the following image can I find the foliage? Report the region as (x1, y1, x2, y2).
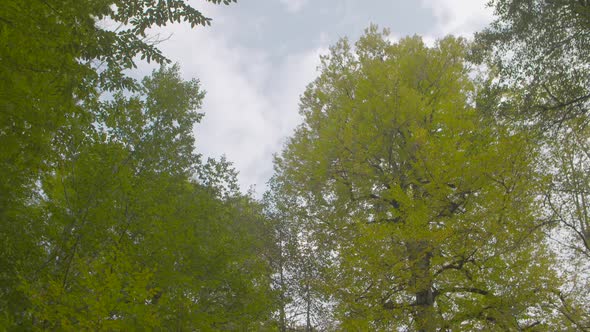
(1, 1, 238, 327)
(7, 65, 274, 330)
(473, 0, 590, 128)
(1, 9, 276, 325)
(0, 0, 282, 329)
(5, 0, 589, 329)
(264, 178, 335, 331)
(476, 1, 590, 327)
(271, 27, 562, 330)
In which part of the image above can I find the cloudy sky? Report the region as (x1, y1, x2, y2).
(141, 0, 494, 195)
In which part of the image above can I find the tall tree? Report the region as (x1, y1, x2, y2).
(272, 27, 561, 330)
(541, 127, 590, 329)
(0, 1, 237, 327)
(475, 1, 590, 327)
(10, 65, 275, 330)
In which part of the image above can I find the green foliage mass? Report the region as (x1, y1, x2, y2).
(0, 1, 277, 330)
(271, 27, 562, 331)
(2, 62, 275, 330)
(476, 1, 590, 328)
(2, 0, 588, 330)
(474, 0, 590, 128)
(18, 65, 274, 330)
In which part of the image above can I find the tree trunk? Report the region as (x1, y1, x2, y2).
(279, 273, 286, 332)
(278, 231, 287, 332)
(305, 279, 312, 332)
(408, 240, 435, 332)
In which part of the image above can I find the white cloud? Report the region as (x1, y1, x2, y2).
(143, 21, 325, 195)
(279, 0, 309, 13)
(420, 0, 494, 38)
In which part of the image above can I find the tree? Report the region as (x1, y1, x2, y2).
(8, 65, 275, 330)
(264, 178, 335, 331)
(0, 1, 239, 327)
(541, 127, 590, 330)
(475, 1, 590, 327)
(474, 0, 590, 128)
(0, 0, 237, 195)
(272, 27, 561, 330)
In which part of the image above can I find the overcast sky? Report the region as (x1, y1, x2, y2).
(140, 0, 494, 195)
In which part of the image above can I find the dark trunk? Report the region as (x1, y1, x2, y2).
(408, 240, 435, 332)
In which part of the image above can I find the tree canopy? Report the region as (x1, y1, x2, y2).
(270, 27, 563, 330)
(1, 1, 277, 330)
(475, 0, 590, 327)
(474, 0, 590, 128)
(2, 1, 589, 330)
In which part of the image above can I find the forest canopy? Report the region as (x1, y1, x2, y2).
(1, 0, 589, 331)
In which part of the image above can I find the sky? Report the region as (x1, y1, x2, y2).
(139, 0, 495, 195)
